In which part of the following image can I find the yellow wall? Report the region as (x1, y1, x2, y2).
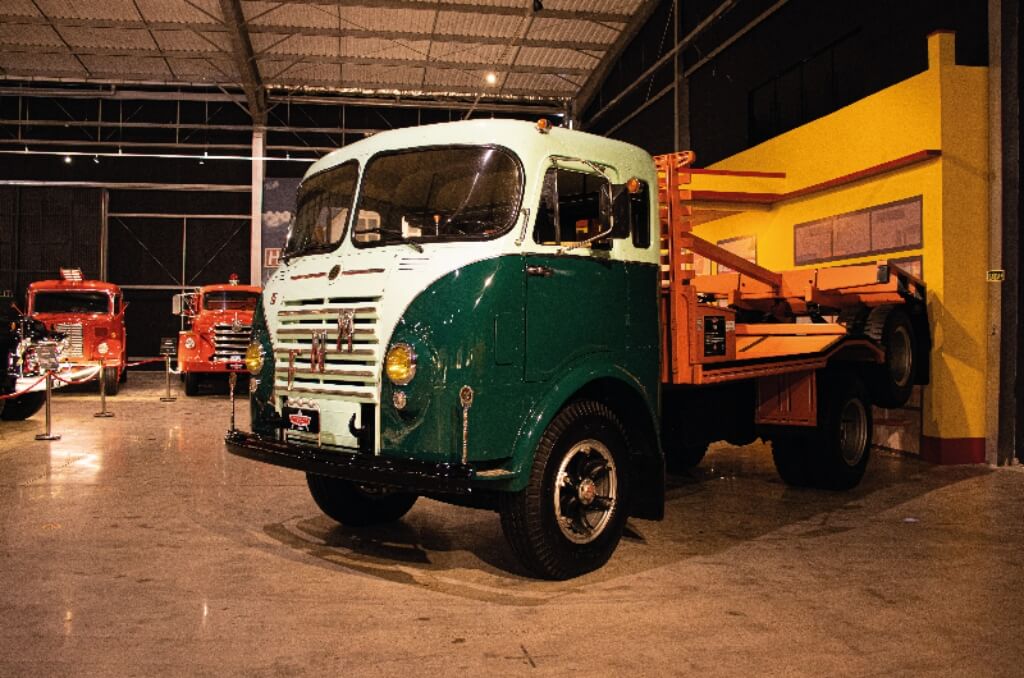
(690, 32, 989, 444)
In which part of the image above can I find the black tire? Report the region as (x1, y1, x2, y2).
(183, 372, 200, 396)
(815, 373, 873, 490)
(306, 474, 418, 526)
(0, 392, 46, 421)
(499, 400, 630, 580)
(664, 441, 708, 473)
(101, 366, 120, 396)
(119, 365, 127, 383)
(867, 307, 916, 408)
(770, 434, 818, 487)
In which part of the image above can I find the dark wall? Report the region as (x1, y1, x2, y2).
(584, 0, 988, 165)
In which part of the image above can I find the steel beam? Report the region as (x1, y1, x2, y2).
(218, 0, 267, 124)
(238, 0, 632, 23)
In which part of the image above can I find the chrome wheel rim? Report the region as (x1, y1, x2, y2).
(839, 399, 868, 466)
(889, 325, 912, 387)
(553, 439, 617, 544)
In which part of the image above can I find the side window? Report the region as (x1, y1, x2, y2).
(533, 167, 610, 246)
(533, 166, 650, 248)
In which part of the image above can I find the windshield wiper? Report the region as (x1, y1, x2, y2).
(369, 228, 424, 253)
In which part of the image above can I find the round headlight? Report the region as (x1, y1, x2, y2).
(184, 336, 196, 350)
(385, 343, 416, 385)
(96, 342, 110, 355)
(244, 342, 264, 375)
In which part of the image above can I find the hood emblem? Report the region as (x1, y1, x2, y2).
(231, 314, 242, 332)
(310, 330, 328, 373)
(336, 309, 355, 353)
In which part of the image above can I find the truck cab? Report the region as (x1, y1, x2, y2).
(174, 276, 261, 396)
(26, 269, 127, 395)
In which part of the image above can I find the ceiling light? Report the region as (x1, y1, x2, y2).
(485, 72, 497, 85)
(63, 155, 72, 164)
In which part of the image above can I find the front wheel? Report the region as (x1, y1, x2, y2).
(0, 392, 46, 421)
(183, 372, 200, 396)
(101, 366, 120, 396)
(500, 400, 630, 580)
(306, 474, 418, 527)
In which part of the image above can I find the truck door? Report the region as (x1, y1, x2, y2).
(524, 166, 627, 382)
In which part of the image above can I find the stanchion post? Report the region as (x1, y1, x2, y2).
(34, 372, 61, 441)
(228, 372, 237, 431)
(94, 359, 114, 418)
(160, 355, 177, 402)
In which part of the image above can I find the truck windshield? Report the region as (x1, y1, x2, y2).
(33, 291, 110, 314)
(284, 160, 359, 259)
(352, 146, 522, 246)
(204, 291, 259, 311)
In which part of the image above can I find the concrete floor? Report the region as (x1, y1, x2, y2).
(1, 373, 1022, 677)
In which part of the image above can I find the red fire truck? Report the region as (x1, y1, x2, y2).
(173, 275, 261, 396)
(26, 268, 127, 395)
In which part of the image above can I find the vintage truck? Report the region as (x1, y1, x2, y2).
(226, 119, 929, 579)
(173, 276, 261, 396)
(26, 269, 127, 395)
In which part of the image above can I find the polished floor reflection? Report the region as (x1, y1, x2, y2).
(1, 374, 1022, 676)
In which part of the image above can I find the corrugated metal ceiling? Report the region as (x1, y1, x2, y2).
(0, 0, 650, 104)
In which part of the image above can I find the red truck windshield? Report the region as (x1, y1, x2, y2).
(203, 291, 259, 311)
(33, 291, 110, 314)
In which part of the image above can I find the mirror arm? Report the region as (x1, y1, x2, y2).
(515, 207, 531, 246)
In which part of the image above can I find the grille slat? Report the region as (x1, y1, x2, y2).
(275, 297, 381, 401)
(212, 323, 250, 362)
(54, 322, 84, 358)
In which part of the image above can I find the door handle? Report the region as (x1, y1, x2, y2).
(526, 264, 554, 278)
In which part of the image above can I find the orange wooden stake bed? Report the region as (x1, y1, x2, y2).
(653, 152, 930, 487)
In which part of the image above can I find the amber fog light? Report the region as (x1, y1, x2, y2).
(385, 343, 416, 386)
(244, 342, 264, 375)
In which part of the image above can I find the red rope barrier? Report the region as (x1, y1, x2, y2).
(124, 358, 168, 368)
(0, 374, 47, 400)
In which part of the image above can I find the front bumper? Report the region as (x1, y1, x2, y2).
(181, 358, 246, 374)
(224, 429, 476, 494)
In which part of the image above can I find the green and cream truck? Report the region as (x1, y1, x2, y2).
(227, 119, 929, 579)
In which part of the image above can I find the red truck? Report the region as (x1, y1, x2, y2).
(173, 275, 261, 396)
(26, 269, 127, 395)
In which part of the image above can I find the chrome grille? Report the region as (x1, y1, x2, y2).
(54, 322, 83, 357)
(212, 323, 251, 362)
(274, 296, 381, 403)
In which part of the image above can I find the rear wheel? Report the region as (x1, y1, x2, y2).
(867, 307, 917, 408)
(769, 373, 872, 490)
(500, 400, 630, 580)
(101, 366, 120, 396)
(816, 374, 872, 489)
(183, 372, 200, 396)
(771, 434, 818, 487)
(0, 392, 46, 421)
(306, 474, 418, 526)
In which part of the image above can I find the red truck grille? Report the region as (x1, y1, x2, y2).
(54, 322, 84, 358)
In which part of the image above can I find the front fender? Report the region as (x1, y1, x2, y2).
(499, 356, 659, 492)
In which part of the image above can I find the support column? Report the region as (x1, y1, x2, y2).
(250, 128, 265, 286)
(985, 0, 1003, 465)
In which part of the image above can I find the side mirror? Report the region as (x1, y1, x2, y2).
(172, 293, 196, 317)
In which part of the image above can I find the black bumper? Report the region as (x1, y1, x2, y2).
(224, 429, 476, 494)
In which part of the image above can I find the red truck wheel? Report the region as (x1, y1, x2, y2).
(183, 372, 200, 396)
(499, 400, 630, 580)
(101, 366, 119, 396)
